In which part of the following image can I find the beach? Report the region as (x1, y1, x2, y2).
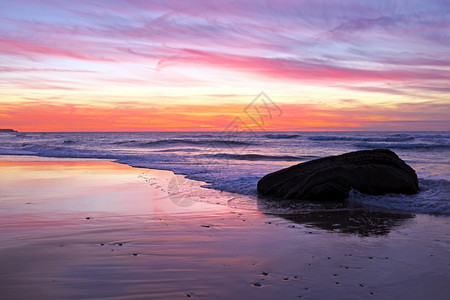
(0, 156, 449, 299)
(2, 0, 450, 298)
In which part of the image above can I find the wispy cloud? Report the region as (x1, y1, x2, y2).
(0, 67, 96, 73)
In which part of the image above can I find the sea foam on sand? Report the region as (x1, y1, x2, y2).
(0, 157, 449, 299)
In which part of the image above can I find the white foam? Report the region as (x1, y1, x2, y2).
(348, 179, 450, 215)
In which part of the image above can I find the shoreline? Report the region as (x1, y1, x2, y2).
(0, 156, 449, 299)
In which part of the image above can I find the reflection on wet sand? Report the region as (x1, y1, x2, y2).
(271, 209, 414, 237)
(257, 196, 414, 237)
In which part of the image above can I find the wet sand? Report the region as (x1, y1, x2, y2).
(0, 157, 449, 299)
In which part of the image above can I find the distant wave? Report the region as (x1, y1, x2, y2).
(266, 133, 300, 139)
(204, 153, 309, 161)
(309, 135, 415, 142)
(413, 134, 450, 139)
(139, 139, 253, 147)
(110, 139, 253, 148)
(63, 140, 76, 144)
(0, 147, 35, 155)
(112, 140, 137, 145)
(356, 142, 450, 150)
(152, 148, 202, 153)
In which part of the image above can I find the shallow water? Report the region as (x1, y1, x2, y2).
(1, 131, 449, 214)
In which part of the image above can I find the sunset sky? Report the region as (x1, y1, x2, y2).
(0, 0, 449, 131)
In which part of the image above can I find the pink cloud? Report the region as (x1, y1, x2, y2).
(0, 37, 114, 62)
(2, 0, 449, 86)
(154, 48, 450, 83)
(0, 67, 95, 73)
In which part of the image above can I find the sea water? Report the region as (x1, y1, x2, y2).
(0, 131, 449, 214)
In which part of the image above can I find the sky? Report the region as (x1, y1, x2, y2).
(0, 0, 449, 131)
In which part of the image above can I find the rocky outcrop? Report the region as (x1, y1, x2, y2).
(257, 149, 418, 201)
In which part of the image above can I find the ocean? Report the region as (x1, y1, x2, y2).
(1, 131, 449, 214)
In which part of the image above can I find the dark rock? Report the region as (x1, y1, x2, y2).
(257, 149, 418, 201)
(0, 129, 17, 132)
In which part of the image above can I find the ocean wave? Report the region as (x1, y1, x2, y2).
(348, 179, 450, 215)
(152, 148, 202, 153)
(309, 135, 415, 142)
(0, 147, 35, 156)
(266, 133, 300, 139)
(203, 153, 309, 161)
(139, 139, 253, 147)
(413, 133, 450, 139)
(112, 140, 137, 145)
(355, 142, 450, 150)
(11, 144, 117, 160)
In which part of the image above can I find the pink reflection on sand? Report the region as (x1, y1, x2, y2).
(0, 159, 231, 232)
